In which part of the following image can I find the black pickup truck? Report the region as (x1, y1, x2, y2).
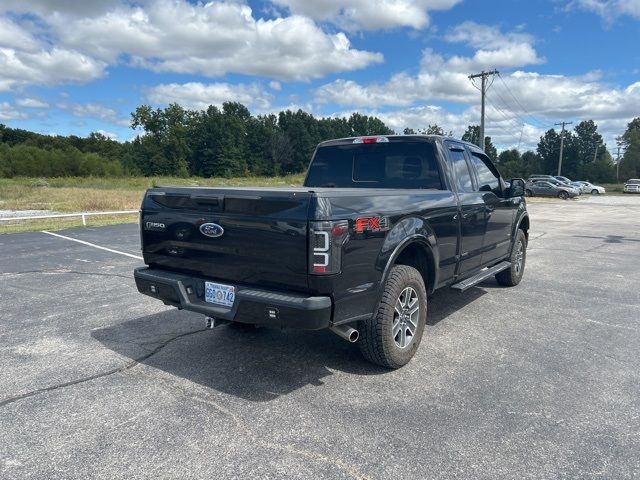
(134, 135, 529, 368)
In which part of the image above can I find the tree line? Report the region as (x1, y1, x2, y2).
(0, 102, 638, 183)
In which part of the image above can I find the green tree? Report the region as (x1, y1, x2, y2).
(461, 125, 496, 159)
(536, 129, 562, 174)
(619, 117, 640, 180)
(419, 124, 452, 136)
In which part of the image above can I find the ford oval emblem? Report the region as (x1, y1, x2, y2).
(199, 223, 224, 238)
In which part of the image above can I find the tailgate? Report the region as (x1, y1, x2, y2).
(140, 187, 312, 292)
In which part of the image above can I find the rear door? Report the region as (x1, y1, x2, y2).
(444, 141, 487, 276)
(532, 181, 554, 196)
(467, 149, 515, 264)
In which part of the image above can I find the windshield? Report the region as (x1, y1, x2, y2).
(627, 179, 640, 185)
(304, 141, 443, 189)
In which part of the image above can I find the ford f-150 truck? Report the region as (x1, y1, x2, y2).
(134, 135, 529, 368)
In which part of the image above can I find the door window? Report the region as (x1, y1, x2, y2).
(446, 146, 474, 193)
(469, 152, 501, 195)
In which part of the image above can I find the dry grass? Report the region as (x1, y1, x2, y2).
(0, 213, 140, 234)
(0, 175, 305, 234)
(0, 184, 145, 212)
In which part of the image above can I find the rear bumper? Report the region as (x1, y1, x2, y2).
(134, 267, 332, 330)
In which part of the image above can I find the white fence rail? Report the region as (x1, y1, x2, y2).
(0, 210, 139, 226)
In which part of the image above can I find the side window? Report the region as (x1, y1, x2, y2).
(469, 152, 501, 195)
(446, 146, 474, 193)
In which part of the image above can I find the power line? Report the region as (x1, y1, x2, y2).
(496, 72, 554, 130)
(485, 96, 528, 131)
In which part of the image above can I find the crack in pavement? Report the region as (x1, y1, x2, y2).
(0, 328, 207, 407)
(156, 378, 371, 480)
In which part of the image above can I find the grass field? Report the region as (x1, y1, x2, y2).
(0, 175, 304, 233)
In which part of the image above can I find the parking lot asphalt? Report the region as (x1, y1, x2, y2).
(1, 197, 639, 479)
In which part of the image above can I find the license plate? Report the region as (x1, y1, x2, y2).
(204, 282, 235, 308)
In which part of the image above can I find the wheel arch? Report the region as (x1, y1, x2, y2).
(381, 236, 439, 295)
(517, 213, 530, 242)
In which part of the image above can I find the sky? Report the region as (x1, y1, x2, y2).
(0, 0, 639, 152)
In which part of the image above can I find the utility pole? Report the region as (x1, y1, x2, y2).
(616, 146, 622, 182)
(469, 69, 498, 150)
(555, 121, 572, 176)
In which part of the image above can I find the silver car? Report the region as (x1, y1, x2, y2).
(525, 180, 578, 199)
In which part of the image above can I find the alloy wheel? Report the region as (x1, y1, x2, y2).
(393, 287, 419, 349)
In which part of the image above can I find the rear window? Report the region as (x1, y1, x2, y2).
(304, 141, 443, 189)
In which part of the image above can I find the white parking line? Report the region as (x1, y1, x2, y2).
(41, 230, 143, 260)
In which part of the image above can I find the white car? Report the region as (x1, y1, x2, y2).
(574, 181, 605, 194)
(624, 179, 640, 193)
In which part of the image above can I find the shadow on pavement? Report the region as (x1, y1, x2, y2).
(93, 285, 486, 402)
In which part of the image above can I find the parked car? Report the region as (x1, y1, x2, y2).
(134, 135, 529, 368)
(573, 181, 605, 194)
(531, 177, 581, 195)
(624, 179, 640, 193)
(554, 176, 573, 184)
(525, 180, 578, 199)
(529, 174, 555, 181)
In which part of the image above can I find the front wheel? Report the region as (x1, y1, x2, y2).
(495, 230, 527, 287)
(525, 189, 533, 197)
(591, 189, 599, 195)
(359, 265, 427, 369)
(558, 191, 569, 200)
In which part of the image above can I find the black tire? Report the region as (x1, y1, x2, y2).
(525, 189, 533, 197)
(558, 191, 569, 200)
(495, 229, 527, 287)
(591, 189, 599, 195)
(359, 265, 427, 369)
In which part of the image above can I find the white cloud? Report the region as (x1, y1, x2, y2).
(0, 16, 106, 91)
(0, 102, 28, 121)
(45, 1, 382, 81)
(316, 22, 545, 108)
(0, 0, 120, 16)
(95, 129, 119, 140)
(442, 21, 545, 71)
(15, 98, 49, 108)
(570, 0, 640, 21)
(147, 82, 274, 110)
(0, 1, 383, 90)
(60, 102, 130, 127)
(270, 0, 462, 30)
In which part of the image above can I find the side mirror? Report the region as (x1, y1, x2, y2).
(508, 178, 526, 197)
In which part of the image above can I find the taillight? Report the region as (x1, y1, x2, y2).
(309, 220, 349, 275)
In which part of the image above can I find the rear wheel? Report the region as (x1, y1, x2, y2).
(558, 191, 569, 200)
(359, 265, 427, 369)
(496, 230, 527, 286)
(525, 189, 533, 197)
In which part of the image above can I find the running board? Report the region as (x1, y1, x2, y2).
(450, 261, 511, 291)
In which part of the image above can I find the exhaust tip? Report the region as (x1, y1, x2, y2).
(331, 325, 359, 343)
